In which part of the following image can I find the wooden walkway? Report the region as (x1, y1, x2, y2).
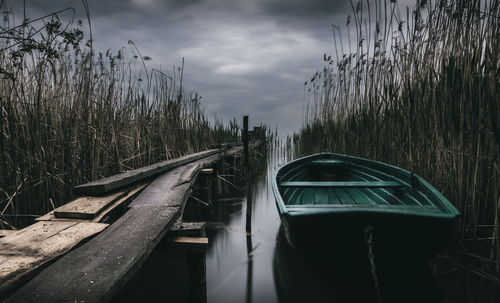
(1, 146, 242, 302)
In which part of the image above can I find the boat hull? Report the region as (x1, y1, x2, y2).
(273, 226, 444, 303)
(279, 210, 455, 261)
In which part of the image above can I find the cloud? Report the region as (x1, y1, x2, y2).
(257, 0, 351, 19)
(12, 0, 354, 134)
(215, 63, 265, 75)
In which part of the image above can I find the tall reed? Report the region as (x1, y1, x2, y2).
(297, 0, 500, 274)
(0, 6, 238, 228)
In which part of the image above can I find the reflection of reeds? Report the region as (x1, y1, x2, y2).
(297, 0, 500, 274)
(0, 7, 238, 227)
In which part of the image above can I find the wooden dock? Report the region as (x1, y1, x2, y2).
(0, 145, 243, 302)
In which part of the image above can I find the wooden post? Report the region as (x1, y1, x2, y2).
(245, 169, 253, 303)
(187, 251, 207, 303)
(245, 233, 253, 303)
(243, 115, 249, 172)
(199, 168, 213, 206)
(232, 156, 239, 186)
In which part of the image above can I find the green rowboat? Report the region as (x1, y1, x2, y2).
(272, 153, 460, 260)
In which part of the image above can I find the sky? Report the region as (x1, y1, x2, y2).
(5, 0, 406, 134)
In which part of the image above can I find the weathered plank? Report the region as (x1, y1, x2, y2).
(171, 237, 208, 250)
(35, 212, 85, 222)
(73, 148, 221, 195)
(128, 166, 196, 208)
(0, 230, 16, 238)
(314, 188, 330, 205)
(170, 222, 206, 237)
(35, 183, 149, 223)
(3, 147, 239, 303)
(227, 145, 244, 157)
(0, 221, 108, 297)
(300, 188, 315, 205)
(91, 183, 149, 223)
(2, 206, 178, 303)
(199, 168, 214, 205)
(53, 191, 127, 219)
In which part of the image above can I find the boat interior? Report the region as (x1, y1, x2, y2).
(278, 157, 449, 214)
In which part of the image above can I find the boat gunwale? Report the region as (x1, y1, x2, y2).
(284, 205, 457, 219)
(273, 153, 460, 219)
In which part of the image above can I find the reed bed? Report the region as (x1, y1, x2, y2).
(296, 0, 500, 275)
(0, 6, 238, 228)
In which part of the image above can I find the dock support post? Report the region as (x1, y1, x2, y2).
(232, 156, 239, 186)
(199, 168, 213, 206)
(187, 251, 207, 303)
(243, 115, 249, 173)
(245, 164, 253, 303)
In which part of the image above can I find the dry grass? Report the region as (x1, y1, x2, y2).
(0, 5, 239, 227)
(297, 0, 500, 274)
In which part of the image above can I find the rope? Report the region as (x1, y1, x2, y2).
(364, 224, 383, 303)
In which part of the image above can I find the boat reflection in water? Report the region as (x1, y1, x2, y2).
(273, 225, 444, 303)
(273, 227, 347, 302)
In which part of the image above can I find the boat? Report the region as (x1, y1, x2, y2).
(272, 153, 460, 261)
(272, 227, 444, 302)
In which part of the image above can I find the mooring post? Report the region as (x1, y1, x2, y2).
(243, 115, 249, 172)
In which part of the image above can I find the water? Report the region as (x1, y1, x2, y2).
(206, 152, 281, 303)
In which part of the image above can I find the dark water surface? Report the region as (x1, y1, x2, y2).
(205, 151, 282, 303)
(114, 149, 498, 303)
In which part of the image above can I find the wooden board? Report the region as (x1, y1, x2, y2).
(53, 191, 127, 220)
(334, 188, 357, 205)
(170, 222, 206, 237)
(171, 237, 208, 250)
(35, 211, 83, 222)
(172, 236, 208, 245)
(300, 188, 315, 205)
(314, 188, 330, 204)
(0, 230, 16, 238)
(128, 165, 197, 208)
(36, 183, 149, 223)
(73, 148, 221, 195)
(91, 183, 149, 223)
(2, 206, 179, 303)
(226, 145, 244, 157)
(327, 188, 342, 205)
(0, 221, 108, 297)
(3, 147, 243, 303)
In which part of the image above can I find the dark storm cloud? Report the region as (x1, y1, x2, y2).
(257, 0, 350, 19)
(13, 0, 357, 134)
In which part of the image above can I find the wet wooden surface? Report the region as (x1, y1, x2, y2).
(171, 237, 209, 250)
(3, 147, 242, 302)
(53, 191, 127, 220)
(73, 149, 222, 195)
(36, 183, 148, 223)
(0, 230, 16, 238)
(0, 221, 108, 297)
